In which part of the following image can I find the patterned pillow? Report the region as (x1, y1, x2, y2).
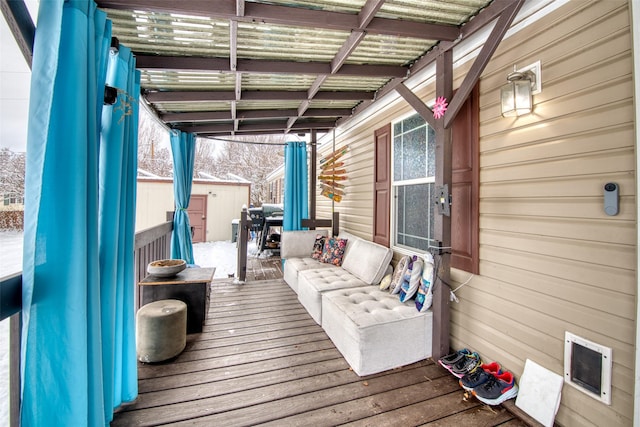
(319, 237, 348, 266)
(390, 255, 410, 294)
(416, 252, 435, 312)
(311, 234, 326, 260)
(399, 256, 423, 303)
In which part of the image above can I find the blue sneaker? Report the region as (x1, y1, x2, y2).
(473, 371, 519, 405)
(459, 362, 502, 391)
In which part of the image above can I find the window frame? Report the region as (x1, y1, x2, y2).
(390, 112, 436, 255)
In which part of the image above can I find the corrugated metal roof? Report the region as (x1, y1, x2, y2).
(97, 0, 497, 136)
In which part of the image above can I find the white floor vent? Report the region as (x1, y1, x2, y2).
(564, 331, 612, 405)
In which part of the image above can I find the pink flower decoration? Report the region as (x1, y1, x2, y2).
(433, 96, 448, 119)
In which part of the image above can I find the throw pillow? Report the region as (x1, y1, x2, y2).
(320, 237, 348, 266)
(390, 255, 410, 294)
(416, 252, 435, 312)
(379, 273, 393, 290)
(399, 256, 423, 302)
(311, 234, 326, 260)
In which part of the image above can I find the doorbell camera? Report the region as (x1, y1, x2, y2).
(603, 182, 619, 216)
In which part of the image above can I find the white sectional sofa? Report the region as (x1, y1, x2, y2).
(281, 229, 433, 376)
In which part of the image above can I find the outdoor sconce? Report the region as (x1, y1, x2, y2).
(110, 37, 119, 54)
(500, 65, 538, 117)
(104, 85, 118, 105)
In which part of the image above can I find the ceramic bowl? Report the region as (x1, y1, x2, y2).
(147, 259, 187, 277)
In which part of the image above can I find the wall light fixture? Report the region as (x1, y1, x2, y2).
(500, 63, 539, 117)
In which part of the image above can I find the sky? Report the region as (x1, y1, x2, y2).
(0, 1, 38, 153)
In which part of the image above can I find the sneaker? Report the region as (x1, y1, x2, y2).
(438, 348, 471, 373)
(472, 371, 519, 405)
(459, 362, 502, 391)
(450, 352, 482, 378)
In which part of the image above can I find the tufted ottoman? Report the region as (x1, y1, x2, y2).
(297, 268, 367, 324)
(136, 299, 187, 363)
(283, 258, 338, 294)
(321, 287, 433, 376)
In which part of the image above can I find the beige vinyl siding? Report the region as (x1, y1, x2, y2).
(314, 0, 635, 425)
(455, 1, 634, 426)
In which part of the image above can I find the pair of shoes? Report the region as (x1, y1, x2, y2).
(459, 362, 502, 391)
(472, 370, 519, 405)
(438, 348, 471, 373)
(449, 352, 482, 378)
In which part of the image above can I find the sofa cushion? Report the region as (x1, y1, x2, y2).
(297, 268, 367, 324)
(340, 238, 393, 285)
(281, 229, 328, 260)
(283, 257, 337, 294)
(319, 237, 348, 266)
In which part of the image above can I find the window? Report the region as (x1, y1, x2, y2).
(392, 113, 436, 252)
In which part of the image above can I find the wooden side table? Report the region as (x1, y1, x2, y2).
(139, 267, 215, 333)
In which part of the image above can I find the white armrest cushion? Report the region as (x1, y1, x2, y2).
(340, 238, 393, 285)
(281, 229, 328, 259)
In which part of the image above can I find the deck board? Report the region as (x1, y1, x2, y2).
(114, 259, 528, 426)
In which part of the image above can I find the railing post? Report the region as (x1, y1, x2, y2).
(236, 208, 249, 283)
(9, 313, 20, 427)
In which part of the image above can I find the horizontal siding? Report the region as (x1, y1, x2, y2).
(316, 101, 404, 239)
(459, 1, 634, 426)
(318, 1, 635, 426)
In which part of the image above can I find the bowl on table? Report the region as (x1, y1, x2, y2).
(147, 259, 187, 277)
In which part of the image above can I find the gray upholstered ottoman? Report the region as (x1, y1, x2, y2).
(321, 287, 433, 376)
(136, 299, 187, 363)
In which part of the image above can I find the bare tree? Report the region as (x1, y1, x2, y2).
(135, 108, 286, 204)
(137, 111, 173, 177)
(0, 148, 26, 201)
(202, 135, 285, 206)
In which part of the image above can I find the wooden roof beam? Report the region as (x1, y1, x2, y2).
(180, 120, 336, 134)
(346, 0, 526, 123)
(162, 108, 353, 123)
(145, 90, 375, 103)
(444, 0, 525, 128)
(0, 0, 35, 68)
(289, 0, 385, 133)
(135, 55, 407, 78)
(97, 0, 460, 41)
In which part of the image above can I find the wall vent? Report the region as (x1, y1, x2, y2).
(564, 331, 612, 405)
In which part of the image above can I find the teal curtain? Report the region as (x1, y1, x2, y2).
(170, 131, 196, 264)
(21, 1, 138, 425)
(99, 44, 141, 420)
(283, 141, 309, 231)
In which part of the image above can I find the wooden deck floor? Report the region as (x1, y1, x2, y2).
(114, 258, 529, 426)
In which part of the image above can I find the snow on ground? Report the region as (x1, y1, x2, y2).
(193, 239, 272, 278)
(0, 231, 258, 426)
(192, 240, 238, 277)
(0, 231, 22, 427)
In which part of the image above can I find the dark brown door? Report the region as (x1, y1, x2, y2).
(374, 124, 391, 247)
(188, 194, 207, 243)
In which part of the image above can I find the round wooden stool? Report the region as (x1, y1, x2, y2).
(136, 299, 187, 363)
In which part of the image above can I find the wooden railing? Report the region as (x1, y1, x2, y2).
(0, 220, 173, 427)
(134, 221, 173, 308)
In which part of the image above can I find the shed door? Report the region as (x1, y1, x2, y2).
(188, 194, 207, 243)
